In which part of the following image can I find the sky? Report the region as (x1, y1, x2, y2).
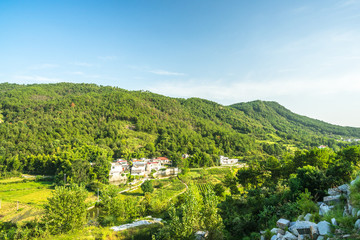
(1, 0, 360, 127)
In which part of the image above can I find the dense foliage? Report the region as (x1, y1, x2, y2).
(1, 83, 359, 180)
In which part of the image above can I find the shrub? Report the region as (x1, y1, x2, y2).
(141, 180, 154, 194)
(297, 189, 318, 214)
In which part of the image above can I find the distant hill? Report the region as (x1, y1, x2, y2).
(231, 100, 360, 139)
(0, 83, 359, 173)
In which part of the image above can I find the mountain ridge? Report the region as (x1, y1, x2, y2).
(0, 82, 358, 171)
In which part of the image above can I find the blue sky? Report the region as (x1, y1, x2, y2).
(1, 0, 360, 126)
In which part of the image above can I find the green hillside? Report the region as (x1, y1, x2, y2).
(231, 100, 360, 149)
(0, 83, 359, 178)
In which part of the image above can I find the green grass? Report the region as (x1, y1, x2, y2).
(0, 180, 54, 223)
(0, 177, 25, 184)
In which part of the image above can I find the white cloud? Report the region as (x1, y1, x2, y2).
(148, 74, 360, 105)
(28, 63, 59, 70)
(69, 71, 84, 75)
(149, 70, 186, 76)
(98, 56, 117, 61)
(71, 62, 94, 67)
(13, 75, 64, 83)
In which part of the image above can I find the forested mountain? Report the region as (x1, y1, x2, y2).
(0, 83, 359, 179)
(232, 100, 360, 137)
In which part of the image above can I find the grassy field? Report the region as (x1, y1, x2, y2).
(0, 178, 54, 223)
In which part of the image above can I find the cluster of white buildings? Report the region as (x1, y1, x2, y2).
(109, 157, 178, 181)
(219, 155, 238, 165)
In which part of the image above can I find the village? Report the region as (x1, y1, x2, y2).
(109, 155, 240, 182)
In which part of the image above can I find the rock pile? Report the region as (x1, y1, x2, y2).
(260, 180, 360, 240)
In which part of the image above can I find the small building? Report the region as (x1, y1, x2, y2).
(156, 167, 180, 176)
(109, 162, 126, 181)
(131, 161, 147, 176)
(146, 162, 162, 173)
(220, 155, 238, 165)
(153, 157, 172, 165)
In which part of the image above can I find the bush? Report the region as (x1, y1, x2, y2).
(86, 181, 104, 192)
(141, 180, 154, 194)
(297, 189, 318, 214)
(44, 184, 87, 234)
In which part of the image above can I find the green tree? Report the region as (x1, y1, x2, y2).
(141, 180, 154, 194)
(162, 188, 202, 240)
(201, 188, 224, 240)
(44, 184, 87, 234)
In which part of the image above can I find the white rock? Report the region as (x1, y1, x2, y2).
(283, 231, 297, 240)
(338, 184, 349, 193)
(271, 228, 279, 234)
(289, 221, 317, 236)
(271, 235, 277, 240)
(355, 219, 360, 229)
(317, 221, 331, 235)
(277, 218, 290, 230)
(328, 187, 340, 196)
(323, 195, 341, 204)
(319, 203, 331, 216)
(304, 213, 312, 221)
(331, 218, 337, 226)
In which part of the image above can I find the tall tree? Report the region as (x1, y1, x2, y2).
(44, 184, 87, 234)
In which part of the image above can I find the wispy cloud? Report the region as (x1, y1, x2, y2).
(98, 56, 117, 61)
(71, 62, 94, 67)
(149, 69, 186, 76)
(69, 71, 85, 75)
(149, 74, 360, 105)
(339, 0, 360, 7)
(28, 63, 59, 70)
(13, 75, 64, 83)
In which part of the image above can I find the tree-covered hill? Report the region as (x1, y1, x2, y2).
(0, 83, 359, 178)
(231, 100, 360, 149)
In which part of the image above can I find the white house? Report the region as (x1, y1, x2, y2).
(153, 157, 171, 165)
(219, 155, 238, 165)
(146, 161, 162, 173)
(109, 162, 126, 181)
(131, 161, 147, 176)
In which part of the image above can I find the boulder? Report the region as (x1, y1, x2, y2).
(355, 219, 360, 229)
(317, 221, 331, 236)
(323, 195, 341, 205)
(271, 228, 280, 234)
(328, 187, 340, 196)
(338, 184, 349, 194)
(283, 231, 297, 240)
(331, 218, 337, 226)
(289, 221, 317, 236)
(310, 225, 319, 239)
(271, 235, 277, 240)
(319, 203, 331, 216)
(277, 218, 290, 230)
(304, 213, 312, 221)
